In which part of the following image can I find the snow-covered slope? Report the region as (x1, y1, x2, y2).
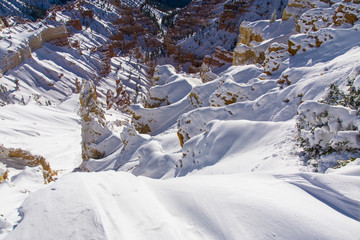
(0, 1, 155, 237)
(1, 0, 360, 239)
(5, 171, 360, 240)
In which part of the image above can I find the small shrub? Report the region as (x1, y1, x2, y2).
(297, 74, 360, 171)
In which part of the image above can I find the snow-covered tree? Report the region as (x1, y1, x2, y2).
(297, 71, 360, 172)
(270, 9, 277, 24)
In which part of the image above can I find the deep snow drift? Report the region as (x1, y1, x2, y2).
(5, 171, 360, 240)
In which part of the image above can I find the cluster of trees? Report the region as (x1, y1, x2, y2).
(145, 0, 191, 10)
(23, 0, 71, 21)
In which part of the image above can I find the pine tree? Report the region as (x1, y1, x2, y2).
(270, 9, 277, 24)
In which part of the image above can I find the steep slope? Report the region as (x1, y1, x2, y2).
(0, 0, 164, 170)
(0, 0, 156, 237)
(164, 0, 288, 72)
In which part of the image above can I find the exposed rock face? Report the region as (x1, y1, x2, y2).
(233, 44, 266, 66)
(0, 25, 68, 76)
(0, 0, 161, 77)
(232, 0, 359, 75)
(282, 0, 317, 20)
(233, 22, 266, 66)
(79, 80, 111, 171)
(296, 7, 333, 33)
(0, 16, 7, 30)
(80, 9, 94, 19)
(203, 46, 233, 71)
(108, 3, 160, 55)
(167, 0, 222, 37)
(219, 1, 251, 33)
(165, 0, 288, 73)
(0, 145, 57, 183)
(97, 44, 114, 76)
(41, 25, 68, 42)
(28, 34, 43, 50)
(288, 29, 334, 56)
(238, 25, 264, 46)
(199, 63, 218, 83)
(0, 48, 32, 76)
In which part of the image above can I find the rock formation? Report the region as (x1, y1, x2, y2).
(0, 25, 68, 76)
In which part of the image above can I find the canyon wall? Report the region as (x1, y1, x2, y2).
(0, 25, 68, 76)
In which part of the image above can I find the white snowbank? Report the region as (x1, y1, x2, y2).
(5, 171, 360, 240)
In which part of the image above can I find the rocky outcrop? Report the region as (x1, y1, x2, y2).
(41, 25, 68, 42)
(79, 80, 111, 170)
(233, 44, 266, 66)
(232, 0, 358, 74)
(28, 34, 43, 50)
(199, 63, 218, 83)
(232, 17, 294, 67)
(233, 23, 266, 66)
(0, 16, 8, 30)
(263, 43, 289, 75)
(108, 3, 160, 55)
(238, 25, 264, 46)
(0, 145, 57, 183)
(97, 44, 114, 76)
(334, 0, 360, 26)
(0, 47, 32, 76)
(219, 1, 251, 33)
(164, 0, 228, 72)
(232, 6, 296, 67)
(296, 7, 334, 33)
(203, 46, 233, 71)
(282, 0, 317, 21)
(286, 0, 359, 57)
(0, 25, 69, 76)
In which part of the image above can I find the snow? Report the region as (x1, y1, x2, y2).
(179, 120, 301, 176)
(0, 166, 44, 237)
(4, 171, 360, 240)
(0, 97, 82, 171)
(1, 0, 360, 239)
